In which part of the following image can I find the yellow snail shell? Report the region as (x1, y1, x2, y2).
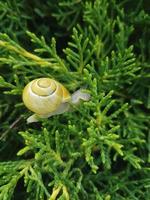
(22, 78, 90, 123)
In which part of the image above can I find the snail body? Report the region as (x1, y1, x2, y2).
(22, 78, 90, 123)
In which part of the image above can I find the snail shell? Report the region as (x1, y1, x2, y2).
(22, 78, 71, 116)
(23, 77, 90, 123)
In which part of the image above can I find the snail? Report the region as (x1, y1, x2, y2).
(22, 78, 90, 123)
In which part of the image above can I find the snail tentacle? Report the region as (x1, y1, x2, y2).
(71, 89, 91, 104)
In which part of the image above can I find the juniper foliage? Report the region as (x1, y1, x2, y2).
(0, 0, 149, 200)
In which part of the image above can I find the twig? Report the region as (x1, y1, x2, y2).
(0, 116, 22, 141)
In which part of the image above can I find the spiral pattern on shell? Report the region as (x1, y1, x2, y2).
(22, 78, 71, 115)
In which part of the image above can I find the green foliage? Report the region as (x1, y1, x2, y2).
(0, 0, 29, 39)
(0, 0, 149, 199)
